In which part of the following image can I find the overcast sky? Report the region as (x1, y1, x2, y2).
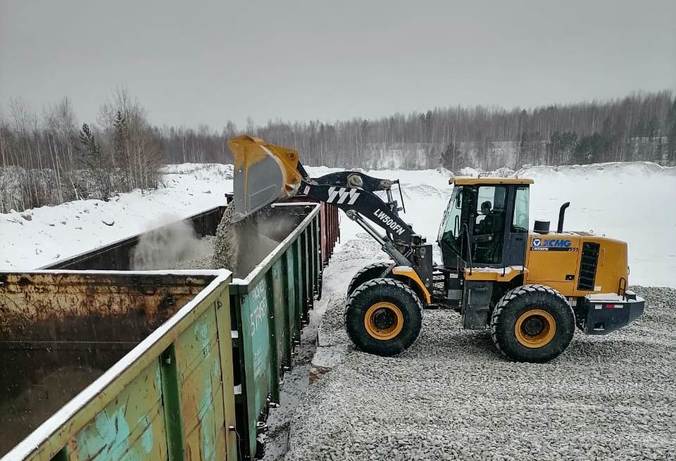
(1, 0, 675, 129)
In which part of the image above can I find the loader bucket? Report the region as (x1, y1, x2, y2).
(228, 135, 303, 222)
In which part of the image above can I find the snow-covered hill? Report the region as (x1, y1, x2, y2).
(1, 162, 674, 287)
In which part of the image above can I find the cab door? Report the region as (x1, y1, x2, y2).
(438, 186, 464, 268)
(470, 185, 507, 266)
(503, 185, 529, 267)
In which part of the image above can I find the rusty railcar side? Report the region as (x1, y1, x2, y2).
(320, 202, 340, 267)
(1, 271, 238, 461)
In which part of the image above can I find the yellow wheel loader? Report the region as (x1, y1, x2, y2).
(228, 135, 645, 362)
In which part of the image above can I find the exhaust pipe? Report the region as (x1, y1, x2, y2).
(557, 202, 570, 233)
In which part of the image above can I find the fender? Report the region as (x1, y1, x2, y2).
(391, 266, 432, 305)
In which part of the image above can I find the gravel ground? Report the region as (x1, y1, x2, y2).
(172, 233, 676, 459)
(259, 310, 317, 461)
(287, 272, 676, 460)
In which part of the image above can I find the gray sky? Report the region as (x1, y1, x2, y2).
(1, 0, 675, 129)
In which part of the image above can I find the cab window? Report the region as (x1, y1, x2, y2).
(473, 185, 506, 264)
(512, 186, 529, 232)
(438, 187, 462, 241)
(438, 187, 463, 266)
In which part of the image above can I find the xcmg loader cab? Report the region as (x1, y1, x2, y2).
(438, 177, 532, 271)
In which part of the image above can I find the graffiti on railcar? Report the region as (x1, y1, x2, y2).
(245, 281, 270, 381)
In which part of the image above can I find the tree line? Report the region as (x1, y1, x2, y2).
(1, 89, 674, 212)
(160, 90, 676, 170)
(0, 90, 161, 212)
(254, 91, 676, 170)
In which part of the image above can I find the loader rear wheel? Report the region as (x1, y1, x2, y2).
(490, 284, 575, 363)
(346, 262, 393, 297)
(346, 278, 422, 356)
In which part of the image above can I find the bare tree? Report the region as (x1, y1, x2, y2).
(99, 87, 161, 190)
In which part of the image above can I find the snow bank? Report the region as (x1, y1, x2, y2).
(160, 163, 233, 177)
(0, 164, 232, 270)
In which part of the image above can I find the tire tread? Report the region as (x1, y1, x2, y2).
(490, 284, 573, 360)
(346, 261, 393, 296)
(345, 277, 423, 355)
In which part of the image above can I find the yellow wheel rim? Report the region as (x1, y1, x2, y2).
(364, 302, 404, 340)
(514, 309, 557, 349)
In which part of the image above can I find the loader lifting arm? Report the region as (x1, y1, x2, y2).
(299, 175, 418, 265)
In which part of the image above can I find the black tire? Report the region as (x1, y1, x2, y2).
(345, 278, 422, 356)
(490, 284, 575, 363)
(346, 261, 393, 297)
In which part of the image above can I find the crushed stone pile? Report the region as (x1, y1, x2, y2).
(170, 235, 217, 270)
(286, 285, 676, 460)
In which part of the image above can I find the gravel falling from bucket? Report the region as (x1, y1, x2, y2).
(213, 205, 280, 277)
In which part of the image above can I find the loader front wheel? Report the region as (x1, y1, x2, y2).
(490, 284, 575, 363)
(346, 278, 422, 356)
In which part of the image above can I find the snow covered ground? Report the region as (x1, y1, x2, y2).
(0, 164, 233, 269)
(1, 161, 674, 287)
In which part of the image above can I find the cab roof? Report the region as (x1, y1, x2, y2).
(449, 176, 534, 186)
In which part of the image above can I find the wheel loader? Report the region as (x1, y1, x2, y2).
(227, 135, 645, 362)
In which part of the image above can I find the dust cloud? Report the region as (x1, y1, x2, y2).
(130, 207, 298, 275)
(131, 215, 213, 270)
